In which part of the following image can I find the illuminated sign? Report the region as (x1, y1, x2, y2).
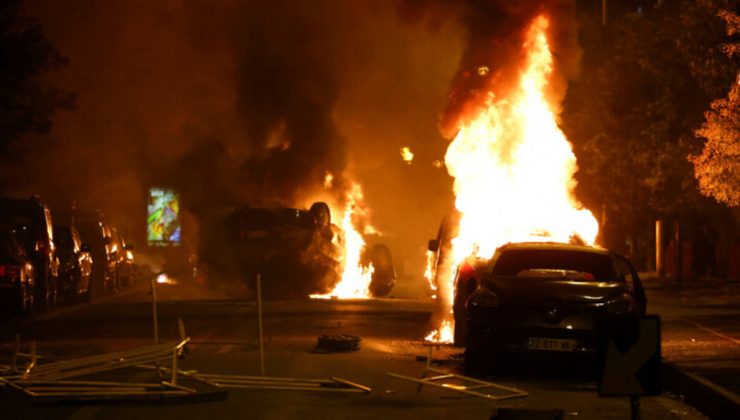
(147, 188, 181, 246)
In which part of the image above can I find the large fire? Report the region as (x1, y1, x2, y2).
(425, 15, 599, 343)
(310, 181, 375, 300)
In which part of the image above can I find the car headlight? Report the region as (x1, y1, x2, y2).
(467, 287, 500, 309)
(605, 294, 638, 315)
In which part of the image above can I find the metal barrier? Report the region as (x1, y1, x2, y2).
(0, 339, 197, 401)
(182, 372, 371, 393)
(388, 345, 528, 401)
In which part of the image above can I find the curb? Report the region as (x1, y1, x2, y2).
(662, 360, 740, 420)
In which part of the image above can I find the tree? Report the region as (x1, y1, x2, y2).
(691, 10, 740, 207)
(0, 0, 73, 150)
(562, 0, 738, 264)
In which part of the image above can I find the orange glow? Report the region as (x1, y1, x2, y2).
(426, 15, 598, 343)
(310, 182, 375, 299)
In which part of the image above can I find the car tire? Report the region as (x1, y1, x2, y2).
(464, 324, 494, 375)
(368, 244, 395, 298)
(310, 202, 331, 230)
(453, 311, 468, 347)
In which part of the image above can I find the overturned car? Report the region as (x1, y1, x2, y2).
(201, 202, 395, 299)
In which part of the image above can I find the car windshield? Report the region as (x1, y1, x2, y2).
(491, 249, 618, 281)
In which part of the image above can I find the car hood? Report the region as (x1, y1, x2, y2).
(482, 275, 627, 305)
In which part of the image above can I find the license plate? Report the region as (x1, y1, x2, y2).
(527, 337, 577, 352)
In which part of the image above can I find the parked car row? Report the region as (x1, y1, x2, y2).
(0, 196, 137, 317)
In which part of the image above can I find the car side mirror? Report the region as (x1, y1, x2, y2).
(427, 239, 439, 252)
(80, 244, 91, 253)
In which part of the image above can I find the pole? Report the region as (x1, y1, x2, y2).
(602, 0, 607, 26)
(656, 220, 664, 279)
(257, 273, 265, 376)
(150, 276, 159, 345)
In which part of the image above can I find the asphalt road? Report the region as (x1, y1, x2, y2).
(0, 275, 719, 419)
(646, 278, 740, 398)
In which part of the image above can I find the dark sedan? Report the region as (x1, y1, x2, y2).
(0, 229, 35, 316)
(463, 242, 646, 373)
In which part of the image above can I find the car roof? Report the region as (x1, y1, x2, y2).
(498, 241, 611, 256)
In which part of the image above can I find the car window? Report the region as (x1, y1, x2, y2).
(491, 249, 619, 281)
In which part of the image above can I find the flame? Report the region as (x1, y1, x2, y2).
(425, 319, 453, 344)
(400, 146, 414, 164)
(425, 15, 599, 343)
(156, 273, 173, 285)
(424, 250, 438, 297)
(310, 182, 375, 299)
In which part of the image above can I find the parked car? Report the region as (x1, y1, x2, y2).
(462, 242, 647, 373)
(0, 197, 58, 312)
(111, 227, 135, 287)
(67, 209, 117, 297)
(53, 224, 93, 304)
(0, 229, 35, 316)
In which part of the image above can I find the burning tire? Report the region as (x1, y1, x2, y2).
(368, 244, 395, 298)
(310, 202, 331, 230)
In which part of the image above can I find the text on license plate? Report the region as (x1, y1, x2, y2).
(527, 337, 577, 352)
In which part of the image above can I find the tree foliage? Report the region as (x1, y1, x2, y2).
(0, 0, 73, 150)
(691, 10, 740, 207)
(562, 0, 738, 228)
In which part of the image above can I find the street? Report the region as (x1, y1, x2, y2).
(0, 274, 726, 419)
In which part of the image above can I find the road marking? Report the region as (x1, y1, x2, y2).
(218, 344, 234, 354)
(685, 319, 740, 346)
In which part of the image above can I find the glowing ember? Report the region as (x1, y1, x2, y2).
(324, 172, 334, 189)
(426, 15, 599, 342)
(310, 182, 375, 299)
(400, 146, 414, 164)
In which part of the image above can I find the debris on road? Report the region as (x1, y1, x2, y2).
(317, 334, 361, 352)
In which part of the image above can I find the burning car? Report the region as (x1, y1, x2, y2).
(462, 242, 646, 373)
(202, 201, 395, 299)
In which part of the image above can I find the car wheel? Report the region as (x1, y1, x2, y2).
(368, 244, 395, 298)
(464, 324, 494, 375)
(453, 311, 468, 347)
(310, 202, 331, 229)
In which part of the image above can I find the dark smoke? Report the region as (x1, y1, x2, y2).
(400, 0, 581, 137)
(18, 0, 580, 295)
(19, 0, 465, 292)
